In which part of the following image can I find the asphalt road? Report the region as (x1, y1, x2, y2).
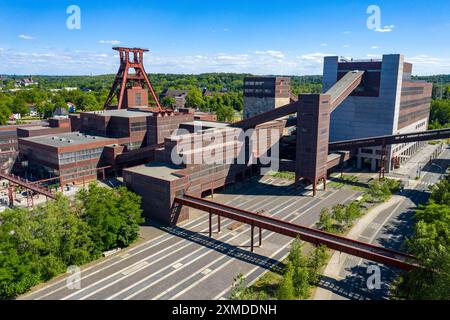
(316, 145, 450, 300)
(22, 175, 362, 300)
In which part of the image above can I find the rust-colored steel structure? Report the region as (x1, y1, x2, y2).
(175, 194, 418, 270)
(328, 127, 450, 151)
(0, 172, 56, 200)
(104, 47, 162, 111)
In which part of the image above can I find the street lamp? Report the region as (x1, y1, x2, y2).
(416, 162, 422, 179)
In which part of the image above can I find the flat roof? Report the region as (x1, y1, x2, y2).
(124, 162, 183, 181)
(21, 132, 116, 147)
(83, 109, 153, 118)
(181, 120, 230, 129)
(18, 125, 51, 131)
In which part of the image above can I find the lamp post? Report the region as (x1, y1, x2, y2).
(416, 162, 422, 179)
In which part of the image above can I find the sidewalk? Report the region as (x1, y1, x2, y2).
(313, 194, 404, 300)
(389, 143, 444, 179)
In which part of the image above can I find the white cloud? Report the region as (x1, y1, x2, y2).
(2, 47, 447, 76)
(18, 34, 33, 40)
(343, 45, 350, 48)
(406, 54, 450, 75)
(297, 52, 335, 63)
(371, 46, 379, 49)
(374, 25, 395, 33)
(223, 28, 230, 32)
(99, 40, 121, 45)
(343, 31, 351, 34)
(320, 43, 328, 47)
(255, 50, 285, 59)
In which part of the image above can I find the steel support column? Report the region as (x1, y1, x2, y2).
(259, 227, 262, 247)
(250, 222, 254, 252)
(209, 212, 212, 237)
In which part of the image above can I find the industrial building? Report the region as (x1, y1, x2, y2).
(323, 54, 432, 171)
(243, 76, 292, 119)
(0, 48, 437, 228)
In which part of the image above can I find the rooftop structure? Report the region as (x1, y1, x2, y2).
(243, 76, 291, 119)
(323, 54, 432, 171)
(20, 132, 116, 148)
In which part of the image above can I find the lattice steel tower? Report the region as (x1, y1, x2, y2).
(104, 47, 162, 111)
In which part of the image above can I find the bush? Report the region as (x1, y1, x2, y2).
(317, 208, 334, 232)
(0, 184, 144, 299)
(76, 183, 144, 251)
(277, 262, 296, 300)
(367, 178, 400, 202)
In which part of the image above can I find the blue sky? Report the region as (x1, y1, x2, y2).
(0, 0, 449, 75)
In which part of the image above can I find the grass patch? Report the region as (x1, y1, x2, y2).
(269, 171, 296, 181)
(328, 174, 367, 191)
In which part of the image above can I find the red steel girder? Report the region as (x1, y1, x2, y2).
(175, 194, 418, 271)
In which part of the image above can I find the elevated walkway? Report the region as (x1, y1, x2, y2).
(175, 194, 418, 270)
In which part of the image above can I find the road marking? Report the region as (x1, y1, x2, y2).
(163, 191, 358, 300)
(209, 191, 359, 300)
(109, 190, 333, 300)
(30, 181, 276, 299)
(172, 263, 183, 269)
(61, 183, 302, 300)
(121, 262, 149, 276)
(201, 268, 212, 275)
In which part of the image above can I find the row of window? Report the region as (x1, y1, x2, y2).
(398, 108, 430, 124)
(401, 87, 425, 96)
(0, 139, 16, 144)
(244, 89, 274, 94)
(400, 97, 432, 110)
(244, 81, 266, 86)
(58, 147, 104, 164)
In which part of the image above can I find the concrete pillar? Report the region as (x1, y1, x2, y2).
(371, 158, 377, 172)
(357, 157, 363, 170)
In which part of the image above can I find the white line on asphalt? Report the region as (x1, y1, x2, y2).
(60, 182, 298, 300)
(107, 226, 256, 300)
(31, 181, 276, 299)
(209, 192, 358, 300)
(106, 191, 320, 300)
(151, 190, 357, 300)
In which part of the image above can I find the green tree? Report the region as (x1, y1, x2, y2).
(0, 104, 12, 124)
(216, 105, 235, 122)
(185, 87, 204, 109)
(317, 208, 333, 232)
(10, 96, 29, 116)
(395, 179, 450, 299)
(343, 201, 361, 225)
(307, 245, 328, 285)
(332, 204, 346, 225)
(229, 273, 247, 300)
(277, 262, 296, 300)
(76, 183, 143, 251)
(161, 96, 176, 108)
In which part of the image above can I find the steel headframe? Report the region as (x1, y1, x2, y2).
(103, 47, 162, 111)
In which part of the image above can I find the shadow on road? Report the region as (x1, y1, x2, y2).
(317, 261, 402, 300)
(155, 222, 285, 274)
